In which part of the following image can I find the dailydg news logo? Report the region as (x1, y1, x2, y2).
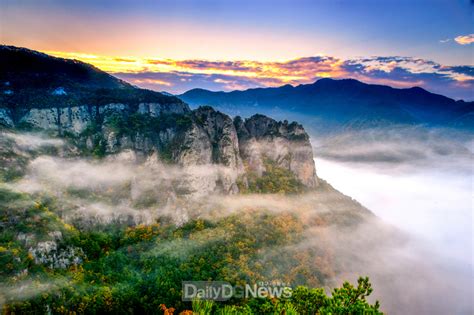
(182, 281, 292, 301)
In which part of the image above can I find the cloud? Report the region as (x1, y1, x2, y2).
(340, 57, 474, 100)
(312, 126, 473, 314)
(454, 34, 474, 45)
(114, 57, 136, 63)
(311, 125, 473, 174)
(115, 71, 281, 92)
(3, 132, 64, 150)
(131, 78, 172, 87)
(439, 34, 473, 46)
(446, 65, 474, 76)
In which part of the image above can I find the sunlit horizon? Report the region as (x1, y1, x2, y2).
(3, 47, 466, 100)
(2, 0, 473, 99)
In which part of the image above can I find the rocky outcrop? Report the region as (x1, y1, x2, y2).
(21, 108, 60, 130)
(174, 121, 213, 165)
(234, 114, 317, 188)
(1, 103, 318, 193)
(192, 106, 243, 170)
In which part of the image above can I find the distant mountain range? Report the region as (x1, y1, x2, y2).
(179, 78, 474, 130)
(2, 44, 471, 131)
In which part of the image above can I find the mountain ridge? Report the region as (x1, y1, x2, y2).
(0, 45, 131, 90)
(183, 77, 466, 103)
(179, 78, 474, 129)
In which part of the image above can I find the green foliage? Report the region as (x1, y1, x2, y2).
(216, 304, 253, 315)
(92, 139, 107, 158)
(289, 286, 328, 314)
(85, 88, 184, 107)
(0, 136, 30, 182)
(71, 231, 115, 259)
(0, 184, 382, 314)
(242, 159, 305, 194)
(15, 121, 38, 131)
(193, 299, 215, 314)
(215, 277, 381, 315)
(105, 112, 192, 138)
(319, 277, 382, 315)
(274, 301, 299, 315)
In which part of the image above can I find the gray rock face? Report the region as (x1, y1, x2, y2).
(1, 101, 190, 133)
(21, 108, 60, 130)
(0, 108, 14, 127)
(175, 122, 213, 165)
(95, 106, 247, 194)
(189, 107, 245, 193)
(98, 103, 129, 116)
(58, 106, 92, 133)
(138, 102, 189, 116)
(193, 106, 243, 171)
(234, 114, 317, 188)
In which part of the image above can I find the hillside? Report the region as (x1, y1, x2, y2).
(0, 45, 130, 90)
(0, 45, 189, 122)
(179, 78, 474, 129)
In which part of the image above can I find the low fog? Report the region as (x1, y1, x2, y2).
(311, 125, 473, 314)
(1, 128, 472, 314)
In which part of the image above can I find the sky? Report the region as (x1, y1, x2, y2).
(1, 0, 473, 99)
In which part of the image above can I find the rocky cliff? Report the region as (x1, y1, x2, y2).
(0, 102, 189, 132)
(0, 104, 317, 191)
(0, 45, 318, 194)
(235, 114, 317, 187)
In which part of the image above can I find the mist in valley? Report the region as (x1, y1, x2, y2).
(311, 125, 473, 314)
(1, 127, 472, 314)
